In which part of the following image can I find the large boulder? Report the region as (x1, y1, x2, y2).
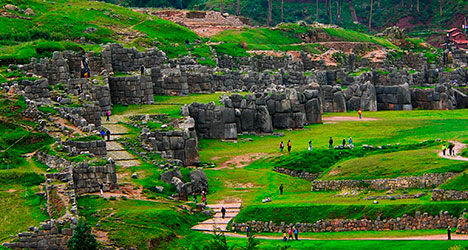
(254, 105, 273, 132)
(161, 167, 183, 183)
(189, 169, 209, 193)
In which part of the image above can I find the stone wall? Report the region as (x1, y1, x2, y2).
(67, 78, 112, 114)
(274, 167, 321, 181)
(311, 173, 458, 191)
(375, 83, 412, 110)
(22, 79, 50, 101)
(72, 162, 118, 195)
(232, 211, 460, 233)
(101, 43, 167, 73)
(109, 75, 154, 104)
(59, 103, 102, 129)
(343, 81, 377, 111)
(319, 85, 346, 112)
(411, 84, 457, 110)
(432, 189, 468, 201)
(2, 220, 73, 249)
(21, 52, 71, 85)
(140, 129, 200, 166)
(63, 139, 107, 157)
(188, 89, 322, 139)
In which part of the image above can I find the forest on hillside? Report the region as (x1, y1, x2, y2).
(104, 0, 468, 33)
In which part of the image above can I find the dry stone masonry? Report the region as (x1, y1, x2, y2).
(311, 173, 458, 191)
(63, 139, 107, 157)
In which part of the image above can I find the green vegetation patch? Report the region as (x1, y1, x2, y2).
(440, 173, 468, 191)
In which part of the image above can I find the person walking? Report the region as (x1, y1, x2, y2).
(348, 137, 353, 148)
(193, 193, 197, 203)
(342, 138, 346, 147)
(294, 227, 299, 241)
(221, 207, 226, 219)
(246, 226, 251, 237)
(329, 137, 334, 149)
(448, 226, 452, 240)
(287, 140, 292, 153)
(279, 184, 284, 195)
(288, 228, 293, 240)
(99, 182, 104, 196)
(279, 141, 284, 152)
(448, 143, 454, 156)
(442, 144, 447, 156)
(283, 232, 288, 241)
(100, 129, 106, 139)
(358, 108, 363, 119)
(106, 110, 111, 121)
(140, 65, 145, 75)
(308, 140, 312, 151)
(106, 130, 111, 141)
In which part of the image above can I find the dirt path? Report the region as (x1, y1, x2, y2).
(438, 141, 468, 161)
(323, 116, 380, 122)
(222, 232, 468, 241)
(212, 153, 270, 170)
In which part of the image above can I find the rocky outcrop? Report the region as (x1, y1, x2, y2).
(311, 173, 458, 191)
(320, 85, 346, 112)
(411, 84, 457, 110)
(376, 83, 412, 110)
(22, 79, 50, 101)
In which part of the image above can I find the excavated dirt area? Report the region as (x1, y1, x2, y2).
(139, 9, 247, 37)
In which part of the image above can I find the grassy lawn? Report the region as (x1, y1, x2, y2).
(200, 110, 468, 164)
(321, 147, 467, 180)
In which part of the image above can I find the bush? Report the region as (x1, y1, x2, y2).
(67, 218, 99, 250)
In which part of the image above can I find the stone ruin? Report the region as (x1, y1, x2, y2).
(159, 166, 209, 200)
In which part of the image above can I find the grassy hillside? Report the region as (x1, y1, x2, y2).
(0, 0, 203, 65)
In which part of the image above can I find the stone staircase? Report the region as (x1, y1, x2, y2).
(192, 203, 242, 232)
(102, 117, 141, 167)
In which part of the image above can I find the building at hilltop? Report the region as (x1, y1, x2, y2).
(447, 28, 468, 49)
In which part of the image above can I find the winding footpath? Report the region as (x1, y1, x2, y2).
(438, 141, 468, 161)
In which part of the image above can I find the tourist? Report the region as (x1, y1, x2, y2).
(288, 228, 293, 240)
(287, 140, 292, 153)
(100, 129, 106, 139)
(140, 65, 145, 75)
(329, 137, 334, 149)
(348, 137, 353, 148)
(99, 182, 104, 196)
(202, 195, 206, 205)
(106, 130, 111, 141)
(193, 193, 197, 203)
(106, 110, 111, 121)
(448, 143, 454, 156)
(279, 141, 284, 152)
(221, 207, 226, 219)
(283, 232, 287, 241)
(448, 226, 452, 240)
(442, 144, 447, 156)
(185, 39, 190, 47)
(294, 227, 299, 241)
(308, 140, 312, 151)
(279, 184, 283, 195)
(358, 108, 362, 119)
(246, 226, 251, 237)
(342, 138, 346, 147)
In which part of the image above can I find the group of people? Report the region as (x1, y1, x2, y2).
(442, 143, 456, 156)
(279, 140, 292, 152)
(193, 190, 207, 205)
(329, 136, 354, 149)
(279, 137, 355, 153)
(282, 227, 299, 241)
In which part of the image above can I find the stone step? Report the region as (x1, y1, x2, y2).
(191, 224, 227, 232)
(213, 214, 237, 218)
(207, 203, 242, 209)
(114, 158, 139, 161)
(113, 159, 141, 167)
(200, 218, 232, 224)
(107, 149, 127, 152)
(211, 208, 240, 213)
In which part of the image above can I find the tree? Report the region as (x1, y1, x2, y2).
(417, 0, 419, 12)
(328, 0, 333, 24)
(67, 218, 99, 250)
(368, 0, 373, 30)
(236, 0, 241, 15)
(439, 0, 443, 16)
(336, 0, 342, 24)
(316, 0, 319, 20)
(220, 0, 224, 13)
(267, 0, 272, 26)
(281, 0, 284, 23)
